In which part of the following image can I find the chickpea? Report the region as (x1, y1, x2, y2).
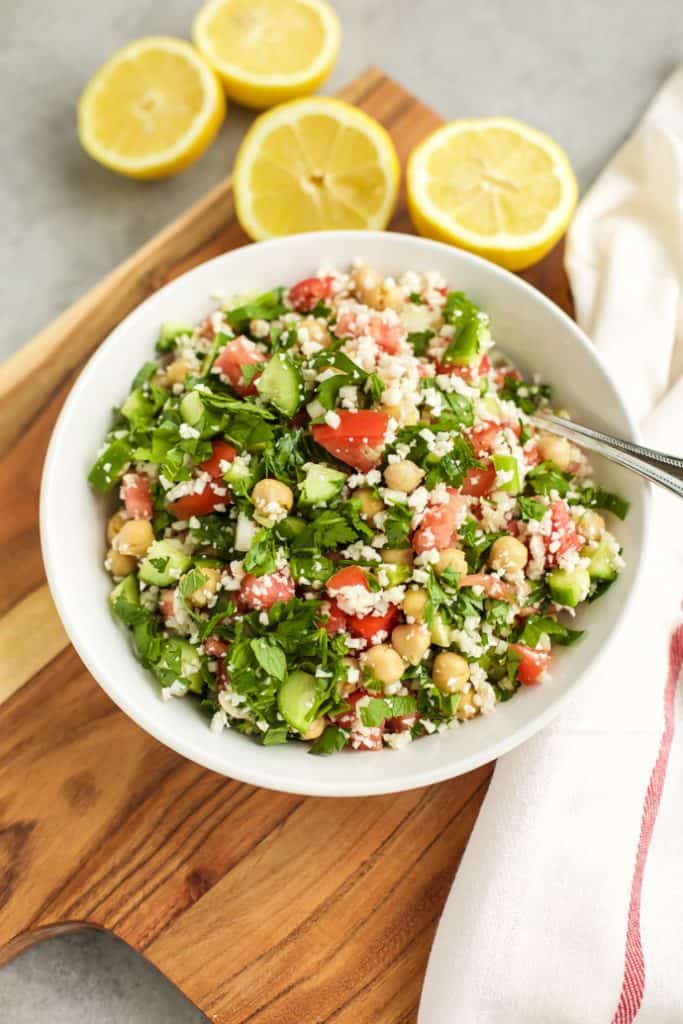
(106, 511, 127, 543)
(432, 652, 470, 694)
(384, 459, 424, 494)
(303, 717, 327, 741)
(391, 623, 431, 666)
(352, 264, 382, 304)
(361, 644, 406, 689)
(373, 283, 404, 311)
(436, 547, 468, 576)
(107, 546, 136, 578)
(251, 478, 294, 520)
(537, 434, 572, 472)
(382, 548, 414, 568)
(488, 536, 528, 578)
(187, 567, 221, 608)
(579, 510, 605, 542)
(299, 316, 330, 348)
(151, 369, 169, 389)
(340, 656, 360, 696)
(383, 401, 420, 427)
(166, 359, 194, 387)
(114, 518, 154, 558)
(456, 688, 479, 720)
(355, 487, 384, 525)
(402, 588, 428, 622)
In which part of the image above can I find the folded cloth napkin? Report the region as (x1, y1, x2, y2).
(419, 66, 683, 1024)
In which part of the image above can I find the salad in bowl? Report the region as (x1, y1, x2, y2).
(90, 259, 628, 756)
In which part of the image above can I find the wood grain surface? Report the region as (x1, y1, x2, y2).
(0, 67, 572, 1022)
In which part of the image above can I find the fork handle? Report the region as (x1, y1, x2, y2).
(531, 412, 683, 500)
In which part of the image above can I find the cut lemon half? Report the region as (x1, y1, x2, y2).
(233, 97, 400, 240)
(193, 0, 341, 109)
(407, 117, 578, 270)
(78, 37, 226, 180)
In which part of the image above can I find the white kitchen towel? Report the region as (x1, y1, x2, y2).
(419, 67, 683, 1024)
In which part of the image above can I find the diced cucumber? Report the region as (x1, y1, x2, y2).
(492, 453, 521, 493)
(382, 563, 413, 585)
(430, 612, 451, 647)
(585, 540, 618, 581)
(180, 390, 204, 426)
(121, 388, 154, 425)
(276, 516, 308, 541)
(256, 353, 303, 416)
(88, 439, 131, 493)
(547, 566, 591, 607)
(139, 539, 192, 586)
(299, 464, 346, 506)
(223, 457, 254, 493)
(480, 394, 503, 419)
(109, 574, 139, 608)
(157, 638, 203, 693)
(156, 321, 191, 353)
(444, 320, 489, 366)
(277, 670, 318, 734)
(234, 511, 259, 552)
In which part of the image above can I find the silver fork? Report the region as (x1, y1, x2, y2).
(531, 412, 683, 500)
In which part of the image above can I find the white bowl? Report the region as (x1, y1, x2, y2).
(41, 231, 649, 797)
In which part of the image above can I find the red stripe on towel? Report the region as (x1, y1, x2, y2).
(611, 622, 683, 1024)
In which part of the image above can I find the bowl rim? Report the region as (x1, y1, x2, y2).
(40, 230, 651, 796)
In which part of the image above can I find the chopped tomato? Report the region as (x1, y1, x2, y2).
(323, 599, 348, 635)
(213, 336, 267, 396)
(288, 276, 335, 312)
(546, 500, 582, 565)
(198, 315, 216, 341)
(412, 488, 466, 553)
(368, 317, 403, 354)
(458, 574, 515, 601)
(121, 472, 153, 519)
(199, 440, 237, 478)
(332, 690, 383, 751)
(168, 481, 228, 519)
(523, 438, 541, 466)
(347, 605, 399, 644)
(312, 410, 389, 472)
(461, 461, 497, 498)
(239, 570, 295, 611)
(470, 421, 502, 455)
(159, 588, 176, 621)
(204, 636, 229, 690)
(386, 713, 419, 733)
(327, 565, 368, 594)
(437, 353, 491, 382)
(204, 636, 228, 658)
(509, 643, 550, 685)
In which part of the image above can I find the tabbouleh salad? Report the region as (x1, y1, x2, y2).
(90, 261, 628, 754)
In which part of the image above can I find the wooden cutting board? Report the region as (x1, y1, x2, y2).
(0, 67, 572, 1021)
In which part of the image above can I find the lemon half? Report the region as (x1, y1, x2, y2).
(193, 0, 341, 109)
(233, 96, 400, 240)
(78, 37, 226, 180)
(407, 117, 578, 270)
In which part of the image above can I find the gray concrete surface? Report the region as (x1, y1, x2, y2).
(0, 0, 679, 1019)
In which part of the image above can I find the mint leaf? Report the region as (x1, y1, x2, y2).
(407, 329, 434, 355)
(179, 568, 209, 599)
(527, 461, 570, 497)
(384, 502, 413, 548)
(244, 528, 277, 576)
(518, 615, 583, 647)
(309, 725, 348, 755)
(251, 637, 287, 681)
(518, 496, 548, 521)
(360, 696, 417, 727)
